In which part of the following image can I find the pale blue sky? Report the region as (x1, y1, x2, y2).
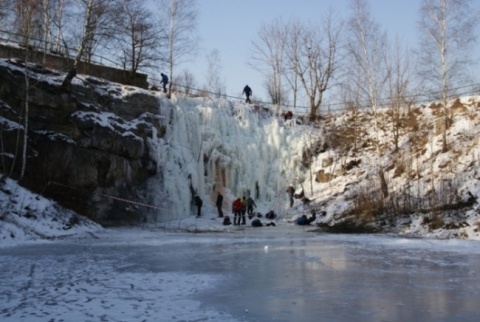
(181, 0, 444, 103)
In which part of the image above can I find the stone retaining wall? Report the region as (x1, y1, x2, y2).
(0, 44, 149, 89)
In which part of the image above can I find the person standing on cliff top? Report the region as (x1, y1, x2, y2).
(242, 85, 252, 103)
(161, 73, 168, 93)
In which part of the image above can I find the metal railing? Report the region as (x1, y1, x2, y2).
(0, 30, 124, 71)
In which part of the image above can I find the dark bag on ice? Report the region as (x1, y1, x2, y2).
(265, 210, 276, 220)
(223, 216, 231, 226)
(295, 215, 308, 225)
(251, 219, 263, 227)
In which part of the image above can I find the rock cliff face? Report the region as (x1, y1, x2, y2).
(0, 59, 165, 225)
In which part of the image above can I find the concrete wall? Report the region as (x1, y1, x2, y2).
(0, 44, 149, 89)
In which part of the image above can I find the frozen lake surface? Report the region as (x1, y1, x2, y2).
(2, 226, 480, 322)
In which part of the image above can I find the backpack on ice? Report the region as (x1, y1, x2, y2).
(223, 216, 232, 226)
(265, 211, 276, 220)
(251, 219, 263, 227)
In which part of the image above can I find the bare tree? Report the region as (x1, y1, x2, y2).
(284, 20, 303, 109)
(157, 0, 198, 94)
(18, 2, 38, 179)
(80, 0, 116, 64)
(386, 38, 413, 152)
(61, 0, 115, 88)
(113, 0, 162, 84)
(417, 0, 478, 151)
(174, 69, 197, 95)
(13, 0, 41, 47)
(50, 0, 69, 53)
(339, 83, 361, 153)
(286, 13, 343, 120)
(40, 0, 54, 65)
(263, 74, 289, 106)
(347, 0, 390, 197)
(205, 49, 226, 98)
(250, 18, 288, 105)
(0, 0, 13, 29)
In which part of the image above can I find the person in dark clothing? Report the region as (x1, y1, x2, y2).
(295, 210, 316, 226)
(286, 186, 295, 207)
(194, 195, 203, 217)
(246, 196, 256, 216)
(216, 192, 224, 218)
(242, 85, 252, 103)
(240, 197, 247, 225)
(161, 73, 169, 93)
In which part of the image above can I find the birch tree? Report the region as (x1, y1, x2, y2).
(284, 20, 303, 109)
(157, 0, 198, 94)
(61, 0, 114, 88)
(250, 19, 288, 105)
(386, 38, 413, 152)
(13, 0, 41, 47)
(50, 0, 69, 53)
(18, 1, 37, 179)
(347, 0, 390, 197)
(417, 0, 478, 151)
(175, 69, 197, 95)
(205, 49, 226, 98)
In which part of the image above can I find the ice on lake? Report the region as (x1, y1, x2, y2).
(1, 227, 480, 322)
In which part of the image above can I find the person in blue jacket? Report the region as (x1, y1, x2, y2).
(295, 210, 316, 225)
(161, 73, 169, 93)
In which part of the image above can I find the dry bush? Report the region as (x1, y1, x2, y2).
(458, 230, 469, 239)
(434, 110, 453, 136)
(405, 110, 420, 131)
(468, 108, 477, 121)
(317, 217, 379, 233)
(451, 98, 466, 113)
(322, 157, 333, 167)
(352, 187, 385, 223)
(410, 131, 428, 155)
(315, 169, 335, 183)
(393, 159, 406, 178)
(424, 213, 445, 230)
(323, 123, 356, 155)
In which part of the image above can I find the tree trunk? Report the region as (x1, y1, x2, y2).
(61, 67, 77, 89)
(378, 168, 388, 198)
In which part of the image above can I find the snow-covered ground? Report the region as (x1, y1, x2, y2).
(0, 176, 102, 247)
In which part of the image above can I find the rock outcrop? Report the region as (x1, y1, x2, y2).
(0, 59, 165, 225)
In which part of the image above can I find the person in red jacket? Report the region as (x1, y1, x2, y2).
(284, 110, 293, 121)
(240, 197, 247, 225)
(232, 197, 243, 225)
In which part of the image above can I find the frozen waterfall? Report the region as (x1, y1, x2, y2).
(147, 95, 310, 222)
